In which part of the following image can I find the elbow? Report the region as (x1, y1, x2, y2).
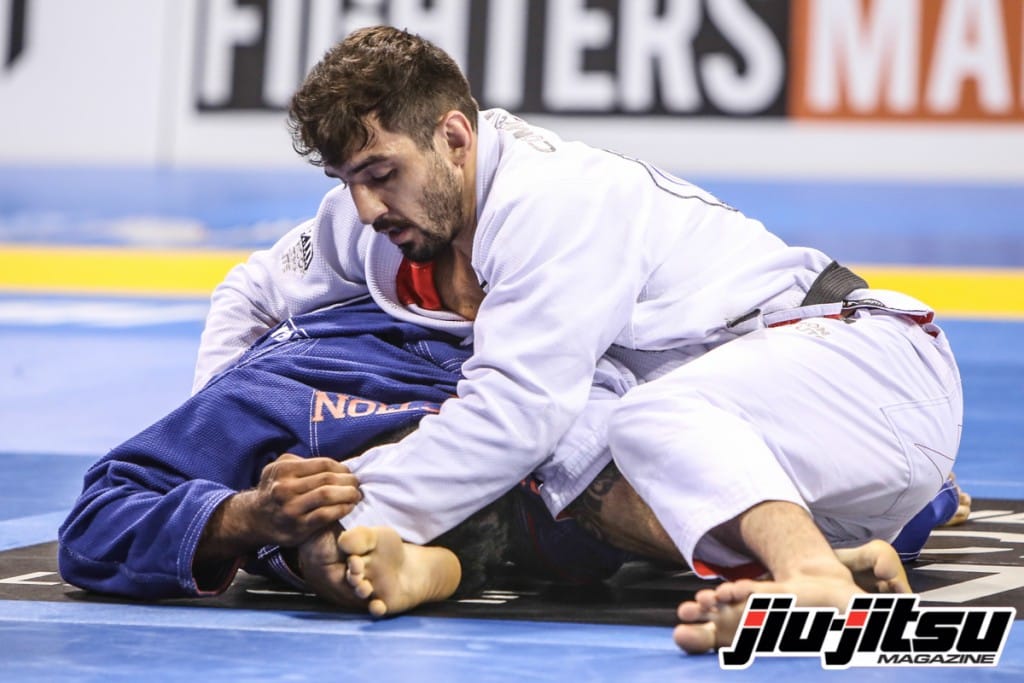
(56, 540, 118, 596)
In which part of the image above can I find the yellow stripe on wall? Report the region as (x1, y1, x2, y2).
(0, 244, 1021, 318)
(0, 245, 250, 297)
(856, 265, 1024, 319)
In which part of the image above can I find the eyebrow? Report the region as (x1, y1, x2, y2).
(328, 154, 390, 181)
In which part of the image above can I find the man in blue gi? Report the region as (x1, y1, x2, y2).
(57, 297, 632, 605)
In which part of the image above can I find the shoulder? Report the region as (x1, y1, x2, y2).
(488, 145, 648, 224)
(481, 110, 628, 194)
(472, 146, 645, 271)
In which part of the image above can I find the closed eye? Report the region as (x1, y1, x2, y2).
(368, 169, 395, 184)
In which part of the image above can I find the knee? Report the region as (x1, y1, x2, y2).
(607, 385, 654, 452)
(607, 383, 690, 458)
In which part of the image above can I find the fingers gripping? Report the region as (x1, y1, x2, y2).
(255, 454, 362, 545)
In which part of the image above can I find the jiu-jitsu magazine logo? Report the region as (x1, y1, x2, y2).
(719, 594, 1015, 669)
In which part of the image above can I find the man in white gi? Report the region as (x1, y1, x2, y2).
(194, 26, 963, 652)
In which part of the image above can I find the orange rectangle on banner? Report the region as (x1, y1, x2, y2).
(790, 0, 1024, 120)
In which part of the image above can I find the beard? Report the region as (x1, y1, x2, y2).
(400, 152, 466, 263)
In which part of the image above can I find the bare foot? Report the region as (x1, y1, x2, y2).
(835, 539, 910, 594)
(674, 582, 759, 654)
(673, 539, 907, 654)
(338, 526, 462, 617)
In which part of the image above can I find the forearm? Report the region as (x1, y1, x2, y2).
(192, 490, 285, 594)
(193, 491, 268, 566)
(58, 471, 237, 599)
(342, 382, 574, 543)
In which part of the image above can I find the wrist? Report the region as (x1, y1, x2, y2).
(196, 491, 262, 564)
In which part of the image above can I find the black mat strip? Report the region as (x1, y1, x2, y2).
(3, 499, 1022, 626)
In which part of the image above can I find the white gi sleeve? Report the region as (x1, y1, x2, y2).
(192, 186, 372, 392)
(343, 176, 652, 543)
(534, 355, 637, 516)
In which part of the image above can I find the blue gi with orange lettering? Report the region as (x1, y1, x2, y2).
(57, 298, 628, 600)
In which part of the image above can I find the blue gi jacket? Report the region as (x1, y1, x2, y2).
(58, 299, 470, 598)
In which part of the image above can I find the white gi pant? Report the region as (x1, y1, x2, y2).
(606, 310, 963, 574)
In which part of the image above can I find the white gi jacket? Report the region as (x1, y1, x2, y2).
(195, 110, 838, 544)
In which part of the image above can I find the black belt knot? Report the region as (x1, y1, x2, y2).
(800, 261, 869, 307)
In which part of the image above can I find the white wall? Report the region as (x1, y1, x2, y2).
(0, 0, 170, 164)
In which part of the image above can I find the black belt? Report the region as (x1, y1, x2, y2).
(800, 261, 869, 306)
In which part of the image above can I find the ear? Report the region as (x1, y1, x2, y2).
(438, 111, 474, 165)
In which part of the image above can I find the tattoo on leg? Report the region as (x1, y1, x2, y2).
(564, 463, 622, 544)
(564, 464, 684, 565)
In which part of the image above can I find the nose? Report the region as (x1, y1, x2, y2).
(349, 184, 388, 226)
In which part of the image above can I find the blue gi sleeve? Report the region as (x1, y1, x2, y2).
(58, 302, 467, 600)
(58, 468, 239, 598)
(57, 361, 314, 599)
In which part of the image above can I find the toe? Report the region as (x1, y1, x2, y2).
(353, 578, 375, 600)
(368, 598, 388, 618)
(694, 587, 720, 610)
(677, 599, 708, 622)
(673, 621, 717, 654)
(338, 526, 377, 556)
(346, 555, 366, 581)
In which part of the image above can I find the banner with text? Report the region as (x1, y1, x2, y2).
(1, 0, 1021, 177)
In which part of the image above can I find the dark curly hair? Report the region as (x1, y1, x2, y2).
(288, 26, 479, 167)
